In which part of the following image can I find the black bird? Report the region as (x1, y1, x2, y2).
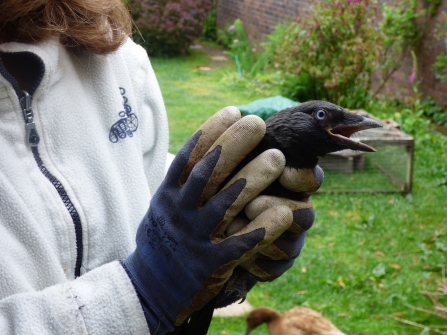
(227, 100, 381, 199)
(168, 100, 382, 335)
(255, 100, 380, 168)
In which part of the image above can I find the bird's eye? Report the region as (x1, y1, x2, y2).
(316, 109, 327, 120)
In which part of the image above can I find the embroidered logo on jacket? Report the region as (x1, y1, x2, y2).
(109, 87, 139, 143)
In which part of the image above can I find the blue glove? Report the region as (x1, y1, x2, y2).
(122, 108, 294, 334)
(237, 165, 323, 281)
(213, 165, 323, 309)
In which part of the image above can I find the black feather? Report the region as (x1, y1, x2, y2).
(246, 100, 381, 169)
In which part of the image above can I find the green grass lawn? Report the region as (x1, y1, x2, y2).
(150, 48, 273, 154)
(150, 46, 447, 335)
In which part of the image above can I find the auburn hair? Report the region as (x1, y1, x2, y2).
(0, 0, 132, 55)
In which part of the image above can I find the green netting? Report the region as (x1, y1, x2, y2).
(237, 95, 299, 120)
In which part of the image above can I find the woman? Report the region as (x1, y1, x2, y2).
(0, 1, 317, 334)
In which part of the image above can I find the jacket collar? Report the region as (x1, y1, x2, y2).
(0, 38, 64, 100)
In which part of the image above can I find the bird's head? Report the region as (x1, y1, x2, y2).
(265, 100, 382, 167)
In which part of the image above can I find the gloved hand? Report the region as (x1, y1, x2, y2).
(241, 165, 324, 280)
(122, 107, 295, 334)
(214, 166, 323, 308)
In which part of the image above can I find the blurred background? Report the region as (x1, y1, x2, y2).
(126, 1, 447, 334)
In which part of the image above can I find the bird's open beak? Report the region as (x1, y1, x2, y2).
(327, 117, 382, 152)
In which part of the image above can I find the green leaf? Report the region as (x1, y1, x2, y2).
(372, 263, 386, 278)
(435, 241, 447, 252)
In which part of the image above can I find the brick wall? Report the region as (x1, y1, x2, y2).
(216, 0, 309, 43)
(216, 0, 447, 106)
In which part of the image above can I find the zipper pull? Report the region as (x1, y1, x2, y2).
(20, 90, 40, 147)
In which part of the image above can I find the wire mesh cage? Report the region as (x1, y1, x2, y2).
(318, 110, 414, 194)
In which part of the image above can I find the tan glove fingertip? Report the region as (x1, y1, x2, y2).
(199, 115, 266, 204)
(233, 205, 292, 249)
(245, 195, 312, 220)
(279, 166, 323, 193)
(225, 215, 250, 236)
(180, 106, 242, 185)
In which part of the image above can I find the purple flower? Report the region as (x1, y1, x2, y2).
(233, 39, 239, 44)
(410, 68, 415, 83)
(228, 25, 236, 33)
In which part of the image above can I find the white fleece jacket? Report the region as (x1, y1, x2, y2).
(0, 38, 169, 334)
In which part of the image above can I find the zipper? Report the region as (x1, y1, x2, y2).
(0, 53, 83, 277)
(21, 90, 84, 278)
(20, 91, 40, 147)
(31, 144, 84, 278)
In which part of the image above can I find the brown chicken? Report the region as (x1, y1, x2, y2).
(245, 306, 346, 335)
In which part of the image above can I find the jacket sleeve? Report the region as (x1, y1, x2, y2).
(0, 262, 150, 335)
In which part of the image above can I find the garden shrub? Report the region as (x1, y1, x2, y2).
(433, 53, 447, 82)
(374, 0, 422, 96)
(279, 73, 323, 103)
(433, 18, 447, 85)
(264, 0, 383, 107)
(217, 19, 264, 77)
(201, 0, 217, 41)
(217, 20, 245, 48)
(130, 0, 211, 56)
(422, 97, 447, 126)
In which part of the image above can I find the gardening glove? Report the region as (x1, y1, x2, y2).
(240, 165, 324, 281)
(122, 107, 295, 334)
(214, 166, 323, 308)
